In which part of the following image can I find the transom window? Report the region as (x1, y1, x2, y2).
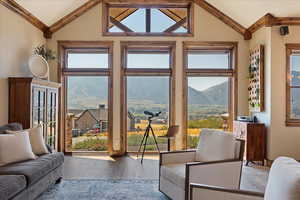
(126, 49, 171, 69)
(286, 44, 300, 126)
(67, 50, 109, 69)
(187, 50, 231, 69)
(103, 3, 193, 36)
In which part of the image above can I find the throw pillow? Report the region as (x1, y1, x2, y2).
(0, 132, 36, 166)
(6, 125, 49, 155)
(195, 128, 236, 162)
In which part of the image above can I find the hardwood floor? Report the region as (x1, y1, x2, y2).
(62, 154, 269, 193)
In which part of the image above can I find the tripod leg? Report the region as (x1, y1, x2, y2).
(137, 126, 148, 158)
(141, 131, 149, 164)
(150, 126, 160, 153)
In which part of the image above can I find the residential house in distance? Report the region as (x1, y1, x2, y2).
(69, 104, 135, 135)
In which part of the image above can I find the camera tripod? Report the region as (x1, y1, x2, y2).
(137, 111, 161, 164)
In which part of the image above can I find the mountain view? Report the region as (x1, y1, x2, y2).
(291, 71, 300, 117)
(67, 77, 228, 109)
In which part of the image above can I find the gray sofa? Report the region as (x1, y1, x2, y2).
(0, 123, 64, 200)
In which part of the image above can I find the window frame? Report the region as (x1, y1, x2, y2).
(286, 44, 300, 126)
(102, 2, 194, 37)
(182, 41, 238, 149)
(58, 41, 114, 153)
(120, 41, 176, 153)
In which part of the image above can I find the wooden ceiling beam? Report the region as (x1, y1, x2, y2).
(0, 0, 48, 32)
(247, 13, 275, 35)
(274, 17, 300, 26)
(193, 0, 250, 39)
(46, 0, 102, 39)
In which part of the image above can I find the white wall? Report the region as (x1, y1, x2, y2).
(0, 6, 45, 125)
(47, 3, 250, 153)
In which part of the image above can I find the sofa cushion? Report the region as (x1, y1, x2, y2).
(0, 132, 36, 167)
(0, 152, 64, 186)
(161, 163, 186, 188)
(195, 129, 237, 162)
(7, 126, 49, 155)
(0, 123, 23, 134)
(0, 175, 26, 200)
(264, 157, 300, 200)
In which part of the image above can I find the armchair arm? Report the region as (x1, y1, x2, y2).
(186, 159, 243, 200)
(159, 150, 196, 165)
(190, 184, 264, 200)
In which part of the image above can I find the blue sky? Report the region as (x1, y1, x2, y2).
(291, 54, 300, 72)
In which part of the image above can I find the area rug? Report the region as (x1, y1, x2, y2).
(38, 179, 168, 200)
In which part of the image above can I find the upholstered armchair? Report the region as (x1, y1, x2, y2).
(159, 129, 245, 200)
(189, 157, 300, 200)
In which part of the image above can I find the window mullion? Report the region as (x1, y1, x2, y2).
(146, 8, 151, 33)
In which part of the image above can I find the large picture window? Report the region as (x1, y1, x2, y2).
(103, 3, 193, 37)
(121, 41, 175, 153)
(183, 42, 237, 149)
(59, 41, 113, 153)
(286, 44, 300, 126)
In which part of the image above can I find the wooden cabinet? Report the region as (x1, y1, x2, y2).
(233, 121, 266, 165)
(9, 78, 60, 150)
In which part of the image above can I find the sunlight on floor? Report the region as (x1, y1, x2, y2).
(128, 154, 159, 160)
(71, 155, 116, 161)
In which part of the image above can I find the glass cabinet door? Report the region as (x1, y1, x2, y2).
(47, 89, 58, 150)
(32, 86, 47, 139)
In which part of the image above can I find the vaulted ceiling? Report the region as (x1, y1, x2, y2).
(15, 0, 300, 27)
(205, 0, 300, 27)
(2, 0, 300, 40)
(15, 0, 89, 26)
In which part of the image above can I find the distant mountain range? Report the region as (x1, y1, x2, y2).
(67, 77, 228, 109)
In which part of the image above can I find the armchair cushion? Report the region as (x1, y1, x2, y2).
(161, 163, 186, 188)
(195, 129, 237, 162)
(264, 157, 300, 200)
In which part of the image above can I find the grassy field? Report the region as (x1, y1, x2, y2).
(71, 118, 223, 151)
(72, 130, 201, 151)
